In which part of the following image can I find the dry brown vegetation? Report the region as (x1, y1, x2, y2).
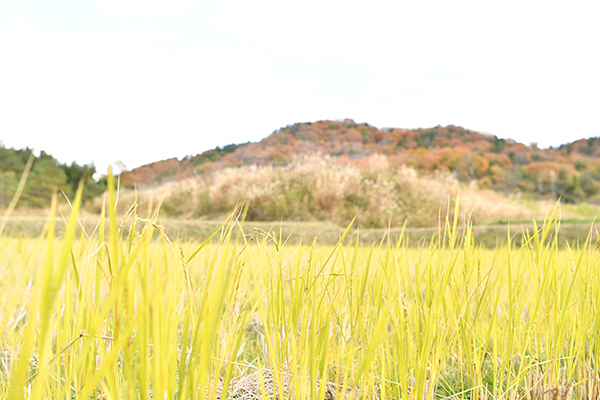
(111, 154, 549, 227)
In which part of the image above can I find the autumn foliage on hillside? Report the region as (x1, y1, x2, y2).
(120, 119, 600, 203)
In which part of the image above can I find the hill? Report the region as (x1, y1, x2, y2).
(3, 120, 599, 227)
(120, 119, 600, 203)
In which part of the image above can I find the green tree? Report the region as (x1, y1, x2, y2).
(0, 146, 31, 173)
(0, 170, 18, 207)
(21, 157, 69, 207)
(62, 162, 105, 203)
(580, 171, 597, 197)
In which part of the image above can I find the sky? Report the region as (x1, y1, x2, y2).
(1, 0, 599, 173)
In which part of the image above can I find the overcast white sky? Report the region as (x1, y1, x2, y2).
(1, 0, 599, 173)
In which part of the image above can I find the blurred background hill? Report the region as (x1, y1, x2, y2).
(121, 119, 600, 205)
(2, 119, 600, 228)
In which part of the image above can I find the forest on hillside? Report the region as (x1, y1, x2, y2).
(0, 145, 105, 208)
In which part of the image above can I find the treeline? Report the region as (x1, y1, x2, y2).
(0, 145, 105, 208)
(4, 120, 600, 211)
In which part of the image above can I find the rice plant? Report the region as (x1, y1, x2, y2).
(0, 174, 599, 399)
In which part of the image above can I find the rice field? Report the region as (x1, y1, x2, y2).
(1, 178, 599, 399)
